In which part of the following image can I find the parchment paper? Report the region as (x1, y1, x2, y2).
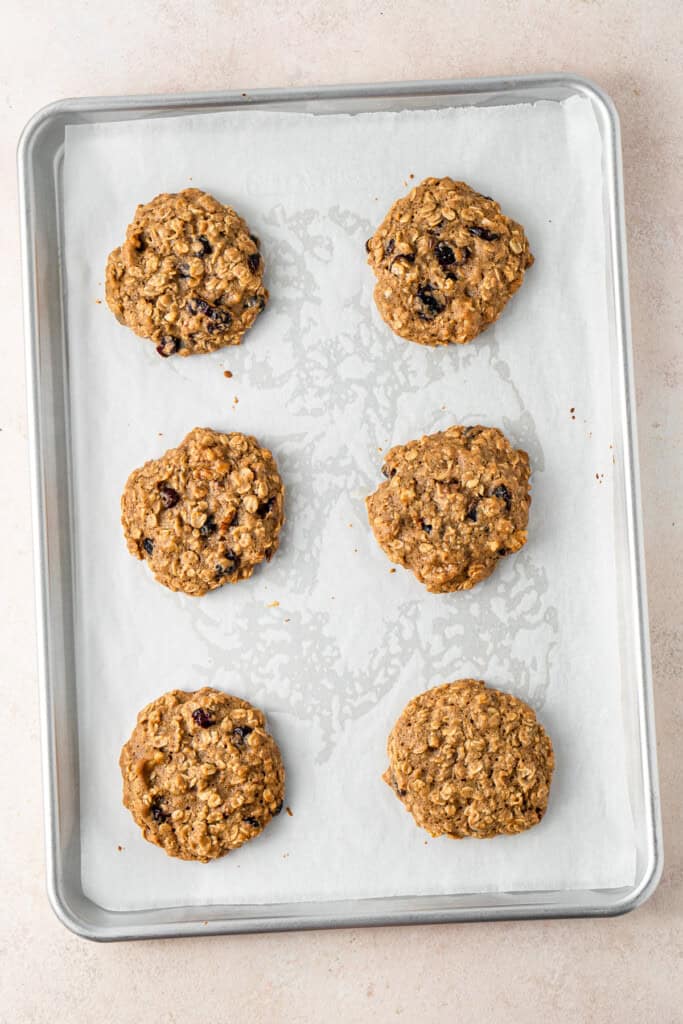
(63, 97, 636, 911)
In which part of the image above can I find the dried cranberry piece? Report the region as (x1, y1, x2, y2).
(466, 503, 478, 522)
(243, 816, 260, 829)
(247, 252, 261, 273)
(197, 235, 212, 255)
(142, 538, 154, 556)
(421, 521, 432, 534)
(176, 262, 190, 279)
(381, 464, 396, 479)
(384, 238, 395, 257)
(244, 295, 266, 311)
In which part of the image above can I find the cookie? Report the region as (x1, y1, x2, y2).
(365, 425, 530, 593)
(384, 680, 554, 839)
(105, 188, 268, 356)
(121, 427, 284, 596)
(120, 688, 285, 862)
(366, 177, 533, 346)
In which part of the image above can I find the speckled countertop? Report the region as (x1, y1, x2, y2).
(0, 2, 681, 1021)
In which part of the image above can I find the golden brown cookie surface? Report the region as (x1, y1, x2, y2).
(105, 189, 267, 356)
(365, 425, 530, 593)
(367, 177, 533, 346)
(121, 427, 284, 596)
(384, 680, 554, 839)
(120, 688, 285, 862)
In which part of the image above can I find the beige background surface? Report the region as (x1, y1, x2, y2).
(1, 2, 681, 1021)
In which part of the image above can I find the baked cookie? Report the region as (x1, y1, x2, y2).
(121, 427, 284, 596)
(365, 425, 530, 593)
(366, 177, 533, 346)
(384, 680, 554, 839)
(120, 688, 285, 862)
(105, 188, 267, 356)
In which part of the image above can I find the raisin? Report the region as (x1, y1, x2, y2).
(461, 246, 473, 262)
(416, 283, 444, 318)
(215, 550, 239, 579)
(205, 307, 232, 333)
(232, 725, 253, 743)
(158, 482, 181, 509)
(445, 271, 458, 282)
(192, 708, 214, 728)
(249, 233, 260, 246)
(244, 295, 266, 311)
(150, 802, 168, 823)
(392, 252, 415, 265)
(142, 538, 154, 556)
(186, 297, 210, 316)
(384, 238, 395, 257)
(434, 241, 455, 267)
(273, 801, 284, 815)
(197, 235, 212, 255)
(257, 497, 276, 517)
(381, 464, 396, 479)
(156, 336, 179, 358)
(497, 548, 508, 557)
(243, 817, 260, 829)
(421, 521, 432, 534)
(247, 252, 261, 273)
(199, 516, 217, 538)
(468, 226, 500, 242)
(177, 262, 190, 279)
(466, 503, 478, 522)
(493, 484, 512, 510)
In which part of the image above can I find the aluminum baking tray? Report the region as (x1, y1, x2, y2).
(18, 74, 662, 940)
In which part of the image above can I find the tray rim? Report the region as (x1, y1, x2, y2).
(18, 72, 663, 941)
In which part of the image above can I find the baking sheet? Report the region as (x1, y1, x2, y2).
(63, 97, 635, 912)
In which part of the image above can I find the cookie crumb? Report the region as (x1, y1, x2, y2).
(117, 845, 123, 852)
(95, 298, 102, 304)
(389, 568, 396, 574)
(266, 600, 280, 608)
(409, 173, 415, 179)
(224, 370, 233, 378)
(286, 806, 293, 816)
(284, 617, 291, 623)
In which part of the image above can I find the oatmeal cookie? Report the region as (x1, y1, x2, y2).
(384, 680, 554, 839)
(105, 188, 268, 356)
(366, 178, 533, 346)
(365, 425, 530, 593)
(120, 688, 285, 861)
(121, 427, 284, 596)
